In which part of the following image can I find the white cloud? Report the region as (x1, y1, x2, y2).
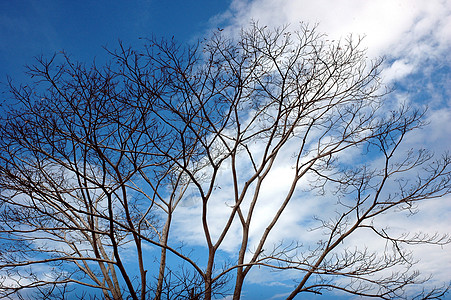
(380, 59, 415, 83)
(213, 0, 451, 83)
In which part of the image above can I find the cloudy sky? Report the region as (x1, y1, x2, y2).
(1, 1, 450, 299)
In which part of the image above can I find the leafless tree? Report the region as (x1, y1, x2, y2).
(0, 23, 450, 300)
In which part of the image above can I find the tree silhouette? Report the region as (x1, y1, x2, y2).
(0, 23, 450, 300)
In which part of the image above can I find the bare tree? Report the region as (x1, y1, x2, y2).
(0, 23, 450, 300)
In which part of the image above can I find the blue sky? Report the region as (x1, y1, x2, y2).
(0, 0, 230, 84)
(1, 1, 451, 299)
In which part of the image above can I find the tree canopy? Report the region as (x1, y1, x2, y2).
(0, 23, 450, 300)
